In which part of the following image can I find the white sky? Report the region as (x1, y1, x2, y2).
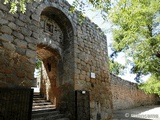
(67, 0, 149, 83)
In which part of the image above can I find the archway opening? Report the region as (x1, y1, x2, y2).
(34, 44, 61, 106)
(33, 5, 74, 117)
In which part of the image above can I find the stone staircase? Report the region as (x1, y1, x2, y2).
(32, 93, 69, 120)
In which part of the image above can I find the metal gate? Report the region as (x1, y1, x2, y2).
(75, 90, 90, 120)
(0, 88, 33, 120)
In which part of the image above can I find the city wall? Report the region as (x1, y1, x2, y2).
(110, 74, 158, 110)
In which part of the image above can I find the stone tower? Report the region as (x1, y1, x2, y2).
(0, 0, 112, 119)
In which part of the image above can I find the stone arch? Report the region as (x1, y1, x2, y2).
(35, 4, 75, 47)
(34, 5, 75, 113)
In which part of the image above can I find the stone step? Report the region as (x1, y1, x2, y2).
(33, 102, 53, 106)
(32, 110, 65, 120)
(33, 100, 49, 103)
(32, 108, 56, 113)
(56, 118, 70, 120)
(32, 104, 56, 110)
(32, 110, 59, 118)
(32, 93, 69, 120)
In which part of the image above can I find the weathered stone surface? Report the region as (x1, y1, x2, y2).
(28, 58, 36, 64)
(16, 47, 26, 55)
(0, 2, 9, 11)
(0, 18, 8, 24)
(31, 14, 40, 21)
(5, 14, 15, 21)
(15, 19, 25, 27)
(8, 22, 18, 30)
(12, 31, 24, 40)
(110, 74, 158, 110)
(2, 42, 16, 51)
(16, 72, 25, 78)
(28, 43, 36, 50)
(0, 67, 14, 74)
(19, 14, 31, 23)
(0, 10, 4, 18)
(31, 32, 39, 39)
(0, 25, 12, 34)
(14, 39, 27, 48)
(21, 27, 32, 36)
(25, 37, 37, 44)
(0, 34, 13, 42)
(0, 1, 113, 120)
(29, 25, 40, 33)
(26, 49, 36, 58)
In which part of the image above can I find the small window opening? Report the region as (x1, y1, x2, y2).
(47, 63, 51, 72)
(46, 23, 53, 33)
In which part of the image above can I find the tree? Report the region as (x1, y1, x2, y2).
(109, 59, 126, 75)
(109, 0, 160, 82)
(139, 75, 160, 96)
(3, 0, 38, 13)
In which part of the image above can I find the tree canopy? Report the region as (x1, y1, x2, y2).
(3, 0, 37, 13)
(139, 75, 160, 96)
(109, 0, 160, 82)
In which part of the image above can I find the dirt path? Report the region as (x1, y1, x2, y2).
(113, 105, 160, 120)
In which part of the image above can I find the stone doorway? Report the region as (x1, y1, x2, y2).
(34, 44, 61, 107)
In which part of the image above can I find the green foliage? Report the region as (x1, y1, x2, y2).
(109, 0, 160, 81)
(3, 0, 38, 13)
(109, 59, 126, 75)
(36, 57, 42, 69)
(139, 75, 160, 96)
(71, 0, 111, 20)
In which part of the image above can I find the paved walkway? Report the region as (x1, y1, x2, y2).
(113, 105, 160, 120)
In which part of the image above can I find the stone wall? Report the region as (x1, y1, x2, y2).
(110, 74, 158, 110)
(0, 0, 112, 120)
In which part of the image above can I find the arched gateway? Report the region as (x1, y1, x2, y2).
(0, 0, 112, 119)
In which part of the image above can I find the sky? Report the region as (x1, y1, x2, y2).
(66, 0, 149, 83)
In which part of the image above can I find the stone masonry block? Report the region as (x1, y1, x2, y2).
(14, 39, 27, 48)
(5, 14, 15, 21)
(26, 49, 36, 58)
(0, 10, 4, 18)
(25, 37, 37, 44)
(19, 14, 31, 23)
(32, 32, 39, 39)
(28, 43, 36, 50)
(0, 34, 13, 42)
(28, 58, 36, 64)
(15, 19, 25, 27)
(29, 25, 39, 33)
(8, 22, 18, 30)
(0, 18, 8, 24)
(21, 27, 32, 36)
(2, 42, 16, 51)
(0, 68, 13, 74)
(0, 2, 9, 11)
(16, 47, 26, 55)
(31, 14, 40, 21)
(12, 31, 24, 40)
(16, 72, 25, 78)
(0, 25, 12, 34)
